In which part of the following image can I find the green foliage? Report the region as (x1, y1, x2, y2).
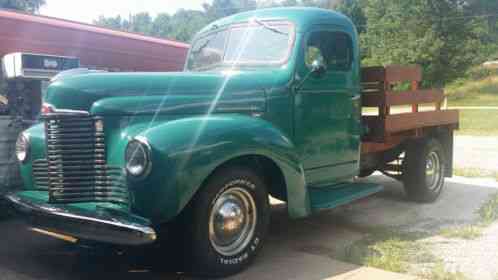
(343, 229, 436, 273)
(455, 110, 498, 136)
(203, 0, 257, 21)
(440, 225, 483, 239)
(94, 0, 260, 42)
(446, 70, 498, 106)
(361, 0, 489, 86)
(168, 10, 210, 42)
(0, 0, 45, 12)
(92, 0, 343, 42)
(454, 168, 498, 180)
(335, 0, 366, 33)
(91, 0, 497, 86)
(479, 192, 498, 225)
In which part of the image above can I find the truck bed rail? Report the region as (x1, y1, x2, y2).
(361, 65, 459, 146)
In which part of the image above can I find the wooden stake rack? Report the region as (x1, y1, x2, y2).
(360, 65, 459, 154)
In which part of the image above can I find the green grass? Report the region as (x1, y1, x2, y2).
(455, 110, 498, 136)
(445, 71, 498, 136)
(478, 192, 498, 226)
(342, 229, 436, 273)
(446, 74, 498, 107)
(453, 168, 498, 181)
(439, 226, 483, 240)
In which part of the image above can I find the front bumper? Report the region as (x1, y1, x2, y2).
(6, 192, 157, 246)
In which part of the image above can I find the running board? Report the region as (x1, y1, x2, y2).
(309, 182, 383, 212)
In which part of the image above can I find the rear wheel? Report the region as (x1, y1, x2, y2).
(181, 166, 270, 277)
(403, 138, 446, 202)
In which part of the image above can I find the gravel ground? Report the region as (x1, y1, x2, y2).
(354, 175, 498, 280)
(427, 135, 498, 280)
(426, 223, 498, 280)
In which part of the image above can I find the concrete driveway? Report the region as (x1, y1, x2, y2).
(1, 175, 496, 280)
(454, 136, 498, 172)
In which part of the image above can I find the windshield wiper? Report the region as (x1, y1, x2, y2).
(253, 18, 288, 35)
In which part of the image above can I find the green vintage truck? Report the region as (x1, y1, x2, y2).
(6, 7, 458, 276)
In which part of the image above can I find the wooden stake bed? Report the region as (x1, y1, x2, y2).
(360, 65, 459, 154)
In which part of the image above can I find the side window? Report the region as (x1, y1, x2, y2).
(305, 31, 353, 72)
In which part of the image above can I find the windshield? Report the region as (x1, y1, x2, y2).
(186, 21, 294, 71)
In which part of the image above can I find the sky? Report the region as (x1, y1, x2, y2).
(40, 0, 211, 24)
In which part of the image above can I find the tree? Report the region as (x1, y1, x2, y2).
(168, 9, 210, 42)
(151, 13, 173, 39)
(463, 0, 498, 58)
(361, 0, 488, 86)
(335, 0, 367, 33)
(128, 12, 153, 34)
(94, 15, 129, 30)
(203, 0, 257, 21)
(0, 0, 45, 13)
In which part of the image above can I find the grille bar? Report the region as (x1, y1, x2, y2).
(34, 113, 129, 205)
(32, 159, 49, 190)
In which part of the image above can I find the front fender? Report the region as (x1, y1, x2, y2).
(133, 114, 309, 223)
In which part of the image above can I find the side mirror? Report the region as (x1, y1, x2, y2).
(295, 60, 327, 91)
(310, 60, 327, 77)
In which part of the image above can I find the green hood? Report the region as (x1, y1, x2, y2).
(45, 70, 292, 116)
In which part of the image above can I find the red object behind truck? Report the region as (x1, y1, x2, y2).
(0, 9, 189, 72)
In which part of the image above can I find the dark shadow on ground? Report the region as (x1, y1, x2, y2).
(0, 175, 496, 280)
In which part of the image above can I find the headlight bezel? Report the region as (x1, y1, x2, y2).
(16, 132, 30, 163)
(125, 136, 152, 179)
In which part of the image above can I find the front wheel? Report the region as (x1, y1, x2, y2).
(403, 138, 446, 202)
(182, 166, 270, 277)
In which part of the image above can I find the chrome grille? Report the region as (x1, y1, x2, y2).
(43, 113, 129, 204)
(32, 159, 49, 190)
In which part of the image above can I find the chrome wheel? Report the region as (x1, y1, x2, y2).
(426, 151, 442, 191)
(209, 187, 257, 256)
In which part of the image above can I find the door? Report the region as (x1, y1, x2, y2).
(294, 27, 361, 187)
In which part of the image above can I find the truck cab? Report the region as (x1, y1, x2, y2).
(6, 8, 457, 277)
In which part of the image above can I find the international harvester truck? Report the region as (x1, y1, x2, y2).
(6, 7, 459, 277)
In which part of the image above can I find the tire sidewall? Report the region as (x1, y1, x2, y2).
(404, 138, 446, 202)
(425, 141, 445, 196)
(190, 167, 270, 276)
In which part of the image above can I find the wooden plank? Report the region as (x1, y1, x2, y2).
(385, 89, 444, 106)
(411, 80, 419, 112)
(361, 65, 422, 84)
(384, 65, 422, 83)
(362, 92, 385, 107)
(361, 141, 400, 154)
(363, 89, 444, 107)
(361, 116, 385, 142)
(384, 110, 459, 133)
(361, 66, 385, 83)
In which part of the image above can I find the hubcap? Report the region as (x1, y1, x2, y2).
(209, 187, 257, 256)
(426, 151, 442, 191)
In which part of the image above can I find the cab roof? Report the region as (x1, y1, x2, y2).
(197, 7, 355, 36)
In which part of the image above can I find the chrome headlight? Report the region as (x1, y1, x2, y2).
(125, 137, 152, 178)
(16, 132, 30, 163)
